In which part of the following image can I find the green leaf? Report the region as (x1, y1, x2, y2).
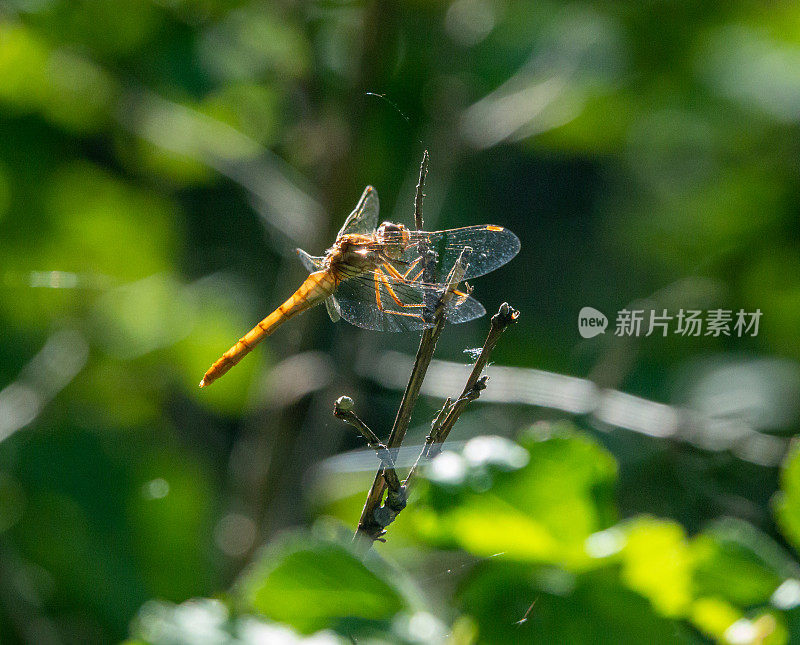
(776, 442, 800, 555)
(692, 517, 798, 607)
(412, 423, 617, 569)
(236, 532, 412, 634)
(619, 517, 692, 617)
(458, 561, 698, 645)
(690, 598, 788, 645)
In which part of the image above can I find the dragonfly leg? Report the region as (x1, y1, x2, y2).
(382, 258, 427, 285)
(452, 288, 470, 307)
(401, 256, 423, 279)
(377, 269, 425, 309)
(373, 271, 383, 310)
(374, 267, 427, 323)
(383, 309, 428, 322)
(381, 262, 408, 282)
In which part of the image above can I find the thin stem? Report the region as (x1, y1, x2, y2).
(428, 303, 519, 455)
(406, 303, 519, 483)
(414, 150, 429, 231)
(333, 396, 402, 493)
(405, 397, 451, 482)
(426, 376, 487, 459)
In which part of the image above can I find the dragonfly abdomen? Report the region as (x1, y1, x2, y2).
(199, 270, 337, 387)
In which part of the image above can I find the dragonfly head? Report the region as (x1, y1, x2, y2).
(377, 221, 410, 258)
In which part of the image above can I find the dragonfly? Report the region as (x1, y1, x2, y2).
(199, 186, 520, 387)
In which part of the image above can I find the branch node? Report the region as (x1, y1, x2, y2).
(472, 375, 489, 394)
(493, 302, 520, 328)
(386, 486, 408, 512)
(373, 485, 408, 529)
(333, 395, 355, 415)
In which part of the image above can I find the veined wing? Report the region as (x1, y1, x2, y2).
(404, 225, 520, 283)
(337, 186, 379, 238)
(333, 270, 485, 332)
(296, 248, 324, 272)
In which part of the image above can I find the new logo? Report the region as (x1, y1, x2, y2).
(579, 307, 608, 338)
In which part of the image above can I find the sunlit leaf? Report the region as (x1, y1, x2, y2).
(776, 442, 800, 556)
(411, 423, 617, 568)
(693, 517, 797, 607)
(0, 23, 48, 111)
(691, 598, 788, 645)
(619, 517, 692, 617)
(459, 561, 696, 644)
(236, 532, 413, 634)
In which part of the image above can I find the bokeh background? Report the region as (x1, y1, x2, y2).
(2, 0, 800, 643)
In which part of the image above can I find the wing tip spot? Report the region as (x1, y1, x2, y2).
(487, 225, 504, 231)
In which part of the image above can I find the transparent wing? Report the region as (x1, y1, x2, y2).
(334, 273, 430, 332)
(337, 186, 380, 238)
(447, 291, 486, 322)
(325, 297, 341, 323)
(333, 270, 485, 332)
(404, 225, 520, 283)
(296, 248, 324, 272)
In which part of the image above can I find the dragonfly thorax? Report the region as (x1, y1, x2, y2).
(327, 233, 381, 278)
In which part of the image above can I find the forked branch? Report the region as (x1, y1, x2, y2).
(342, 300, 518, 546)
(406, 302, 519, 484)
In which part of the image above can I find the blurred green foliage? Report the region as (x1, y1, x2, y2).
(124, 425, 800, 644)
(2, 0, 800, 643)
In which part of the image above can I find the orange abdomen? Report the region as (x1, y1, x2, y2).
(200, 270, 337, 387)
